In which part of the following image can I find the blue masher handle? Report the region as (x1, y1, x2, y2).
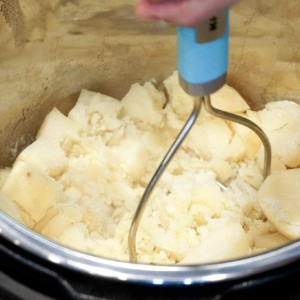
(178, 9, 229, 96)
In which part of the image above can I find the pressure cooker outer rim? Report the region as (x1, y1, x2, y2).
(1, 211, 300, 286)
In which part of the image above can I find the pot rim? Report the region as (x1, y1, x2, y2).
(1, 211, 299, 285)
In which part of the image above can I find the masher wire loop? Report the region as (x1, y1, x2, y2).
(128, 96, 202, 263)
(128, 95, 272, 263)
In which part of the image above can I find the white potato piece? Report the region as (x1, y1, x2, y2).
(230, 111, 262, 159)
(152, 230, 183, 260)
(111, 130, 166, 182)
(186, 118, 235, 161)
(179, 218, 249, 264)
(41, 214, 72, 239)
(1, 161, 63, 223)
(17, 108, 81, 177)
(258, 169, 300, 239)
(163, 71, 194, 120)
(269, 157, 287, 173)
(18, 210, 35, 229)
(211, 84, 250, 113)
(238, 160, 264, 190)
(0, 190, 24, 225)
(16, 137, 69, 177)
(210, 159, 232, 183)
(68, 89, 122, 134)
(33, 206, 58, 233)
(121, 82, 166, 127)
(258, 101, 300, 168)
(57, 223, 88, 252)
(37, 107, 81, 140)
(224, 133, 247, 162)
(254, 233, 291, 250)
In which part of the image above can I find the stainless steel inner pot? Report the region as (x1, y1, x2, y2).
(1, 0, 300, 296)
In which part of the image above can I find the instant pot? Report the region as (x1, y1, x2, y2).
(1, 0, 300, 299)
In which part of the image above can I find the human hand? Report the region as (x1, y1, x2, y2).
(135, 0, 241, 27)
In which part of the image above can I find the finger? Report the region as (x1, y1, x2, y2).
(136, 0, 240, 27)
(146, 0, 166, 3)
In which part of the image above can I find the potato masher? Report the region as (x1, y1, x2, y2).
(128, 9, 272, 263)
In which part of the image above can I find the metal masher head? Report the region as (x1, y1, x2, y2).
(128, 9, 272, 263)
(128, 95, 271, 263)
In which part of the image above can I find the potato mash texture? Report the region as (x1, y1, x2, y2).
(0, 71, 298, 264)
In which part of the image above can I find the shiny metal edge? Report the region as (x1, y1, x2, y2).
(179, 73, 227, 96)
(1, 211, 300, 285)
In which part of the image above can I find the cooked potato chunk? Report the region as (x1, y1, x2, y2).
(258, 169, 300, 239)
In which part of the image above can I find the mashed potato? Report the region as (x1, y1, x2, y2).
(0, 71, 298, 264)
